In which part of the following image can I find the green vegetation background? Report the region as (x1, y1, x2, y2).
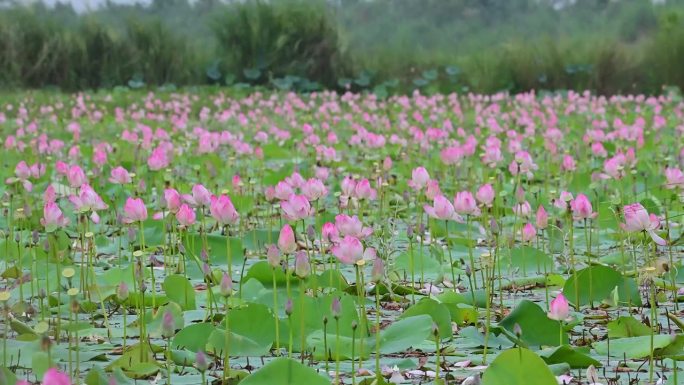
(2, 0, 684, 94)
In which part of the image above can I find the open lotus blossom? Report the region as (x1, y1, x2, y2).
(210, 194, 239, 225)
(665, 167, 684, 189)
(274, 181, 294, 201)
(621, 203, 667, 245)
(109, 166, 132, 184)
(408, 167, 430, 190)
(424, 195, 463, 221)
(301, 178, 328, 201)
(322, 222, 339, 244)
(547, 292, 571, 321)
(332, 235, 375, 265)
(185, 184, 212, 207)
(7, 161, 33, 191)
(454, 191, 480, 216)
(123, 197, 148, 223)
(281, 194, 313, 221)
(335, 214, 373, 238)
(553, 191, 574, 210)
(570, 194, 597, 220)
(41, 202, 69, 232)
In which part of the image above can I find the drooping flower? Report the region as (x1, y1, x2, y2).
(621, 203, 667, 245)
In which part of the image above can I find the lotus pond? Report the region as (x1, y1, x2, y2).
(1, 90, 684, 385)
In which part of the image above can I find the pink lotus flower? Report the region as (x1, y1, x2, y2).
(554, 191, 574, 210)
(454, 191, 480, 216)
(176, 204, 196, 227)
(42, 368, 71, 385)
(187, 184, 212, 207)
(274, 181, 294, 201)
(285, 172, 306, 189)
(267, 244, 281, 267)
(41, 202, 69, 232)
(425, 180, 441, 200)
(475, 184, 495, 207)
(301, 178, 328, 201)
(164, 188, 182, 213)
(335, 214, 373, 238)
(424, 195, 462, 221)
(665, 167, 684, 189)
(621, 203, 666, 245)
(408, 167, 430, 190)
(278, 224, 296, 254)
(281, 194, 312, 221)
(561, 155, 576, 171)
(109, 166, 132, 184)
(147, 146, 170, 170)
(513, 201, 532, 217)
(536, 205, 549, 229)
(294, 251, 310, 278)
(521, 223, 536, 242)
(383, 156, 392, 171)
(570, 194, 597, 220)
(322, 222, 339, 244)
(69, 184, 108, 212)
(123, 197, 148, 223)
(340, 176, 356, 197)
(547, 293, 571, 321)
(14, 160, 31, 180)
(67, 165, 87, 188)
(44, 185, 56, 203)
(354, 178, 377, 200)
(210, 194, 239, 225)
(332, 236, 365, 264)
